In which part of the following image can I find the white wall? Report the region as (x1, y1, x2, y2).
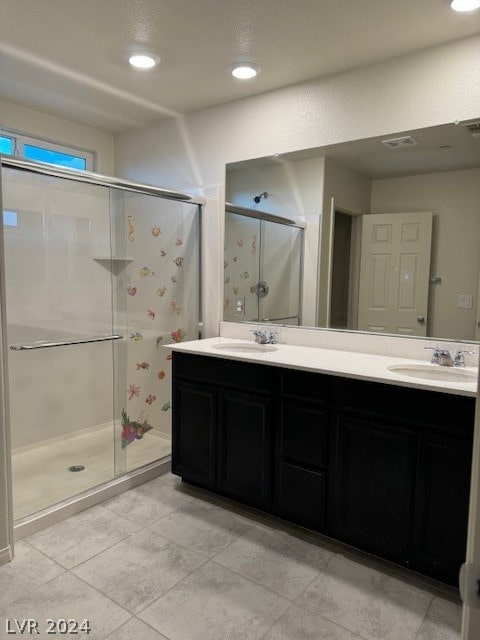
(371, 167, 480, 341)
(0, 99, 115, 175)
(115, 35, 480, 336)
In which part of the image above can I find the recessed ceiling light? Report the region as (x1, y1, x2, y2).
(450, 0, 480, 11)
(127, 52, 160, 69)
(229, 63, 261, 79)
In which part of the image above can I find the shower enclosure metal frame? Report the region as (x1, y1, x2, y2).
(0, 156, 205, 540)
(225, 202, 305, 324)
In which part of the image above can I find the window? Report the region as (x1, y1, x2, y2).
(0, 130, 93, 171)
(3, 210, 18, 227)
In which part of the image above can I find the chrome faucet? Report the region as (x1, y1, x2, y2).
(425, 346, 476, 367)
(251, 329, 279, 345)
(424, 347, 453, 366)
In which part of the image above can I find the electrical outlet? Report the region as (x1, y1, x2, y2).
(458, 294, 473, 309)
(234, 298, 245, 315)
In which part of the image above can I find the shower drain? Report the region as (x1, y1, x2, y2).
(68, 465, 85, 472)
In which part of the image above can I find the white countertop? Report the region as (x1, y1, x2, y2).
(167, 337, 478, 398)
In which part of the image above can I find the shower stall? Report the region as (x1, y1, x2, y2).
(0, 158, 202, 523)
(224, 203, 304, 324)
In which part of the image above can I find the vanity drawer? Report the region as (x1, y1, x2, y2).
(280, 401, 329, 469)
(173, 352, 275, 394)
(277, 462, 327, 531)
(334, 378, 475, 434)
(281, 369, 330, 403)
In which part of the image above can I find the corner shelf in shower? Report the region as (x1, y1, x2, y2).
(93, 257, 133, 275)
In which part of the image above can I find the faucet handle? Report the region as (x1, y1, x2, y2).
(267, 329, 280, 345)
(454, 349, 476, 368)
(424, 346, 441, 364)
(250, 329, 268, 344)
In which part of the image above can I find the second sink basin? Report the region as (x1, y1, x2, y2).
(212, 342, 278, 353)
(388, 363, 477, 383)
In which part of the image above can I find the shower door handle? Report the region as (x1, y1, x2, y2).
(10, 334, 124, 350)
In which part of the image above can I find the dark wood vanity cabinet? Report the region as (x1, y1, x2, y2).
(172, 351, 475, 586)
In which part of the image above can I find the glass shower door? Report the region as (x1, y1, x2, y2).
(110, 190, 200, 475)
(2, 168, 118, 519)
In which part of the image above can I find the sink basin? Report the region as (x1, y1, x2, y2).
(212, 342, 278, 353)
(388, 364, 477, 383)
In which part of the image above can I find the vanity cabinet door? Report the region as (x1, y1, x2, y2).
(412, 432, 472, 586)
(172, 380, 217, 489)
(218, 389, 273, 509)
(332, 416, 417, 564)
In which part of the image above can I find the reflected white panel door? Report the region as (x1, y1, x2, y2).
(357, 212, 433, 336)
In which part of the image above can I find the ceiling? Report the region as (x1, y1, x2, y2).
(0, 0, 479, 133)
(227, 122, 480, 179)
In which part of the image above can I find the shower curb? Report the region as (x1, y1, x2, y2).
(13, 457, 171, 541)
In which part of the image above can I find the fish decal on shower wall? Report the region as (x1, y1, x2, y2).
(170, 275, 178, 284)
(127, 286, 137, 296)
(224, 298, 230, 310)
(155, 336, 163, 349)
(127, 384, 141, 401)
(236, 239, 243, 246)
(172, 257, 184, 268)
(170, 299, 182, 316)
(225, 277, 230, 284)
(224, 261, 228, 269)
(251, 234, 257, 254)
(175, 238, 183, 246)
(139, 266, 155, 277)
(233, 286, 240, 295)
(240, 271, 249, 279)
(127, 216, 135, 243)
(136, 362, 150, 370)
(147, 309, 156, 320)
(156, 286, 166, 297)
(170, 328, 186, 342)
(157, 370, 166, 380)
(151, 225, 162, 237)
(160, 249, 167, 257)
(250, 286, 256, 294)
(233, 256, 238, 262)
(129, 332, 143, 341)
(145, 394, 157, 405)
(162, 401, 171, 412)
(120, 409, 152, 449)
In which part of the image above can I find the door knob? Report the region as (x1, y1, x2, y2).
(417, 316, 425, 324)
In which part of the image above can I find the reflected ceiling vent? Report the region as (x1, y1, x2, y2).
(461, 121, 480, 138)
(381, 135, 418, 149)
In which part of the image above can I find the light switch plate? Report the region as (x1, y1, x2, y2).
(458, 294, 473, 309)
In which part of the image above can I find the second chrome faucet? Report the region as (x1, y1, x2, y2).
(425, 346, 475, 367)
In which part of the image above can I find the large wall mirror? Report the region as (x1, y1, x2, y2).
(224, 121, 480, 343)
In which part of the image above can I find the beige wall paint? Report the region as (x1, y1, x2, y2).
(370, 167, 480, 341)
(0, 99, 115, 175)
(115, 36, 480, 339)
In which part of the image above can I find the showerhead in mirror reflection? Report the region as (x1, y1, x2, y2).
(225, 121, 480, 343)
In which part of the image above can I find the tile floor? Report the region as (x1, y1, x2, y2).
(12, 424, 171, 519)
(1, 473, 462, 640)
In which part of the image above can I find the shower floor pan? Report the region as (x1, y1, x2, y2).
(12, 422, 171, 520)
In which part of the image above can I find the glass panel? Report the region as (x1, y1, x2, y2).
(2, 168, 115, 519)
(0, 135, 13, 155)
(259, 222, 302, 324)
(23, 143, 87, 170)
(111, 191, 200, 474)
(224, 211, 261, 321)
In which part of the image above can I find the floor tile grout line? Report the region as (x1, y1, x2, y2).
(128, 616, 174, 640)
(256, 599, 301, 640)
(16, 538, 68, 574)
(289, 550, 339, 605)
(412, 595, 436, 640)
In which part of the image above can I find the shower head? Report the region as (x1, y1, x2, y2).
(253, 192, 268, 204)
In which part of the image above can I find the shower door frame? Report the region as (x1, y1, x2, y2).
(0, 156, 205, 544)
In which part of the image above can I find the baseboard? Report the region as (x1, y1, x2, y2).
(0, 544, 13, 565)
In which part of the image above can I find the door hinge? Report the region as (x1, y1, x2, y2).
(460, 563, 480, 608)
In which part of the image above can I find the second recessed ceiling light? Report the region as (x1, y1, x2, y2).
(229, 63, 261, 79)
